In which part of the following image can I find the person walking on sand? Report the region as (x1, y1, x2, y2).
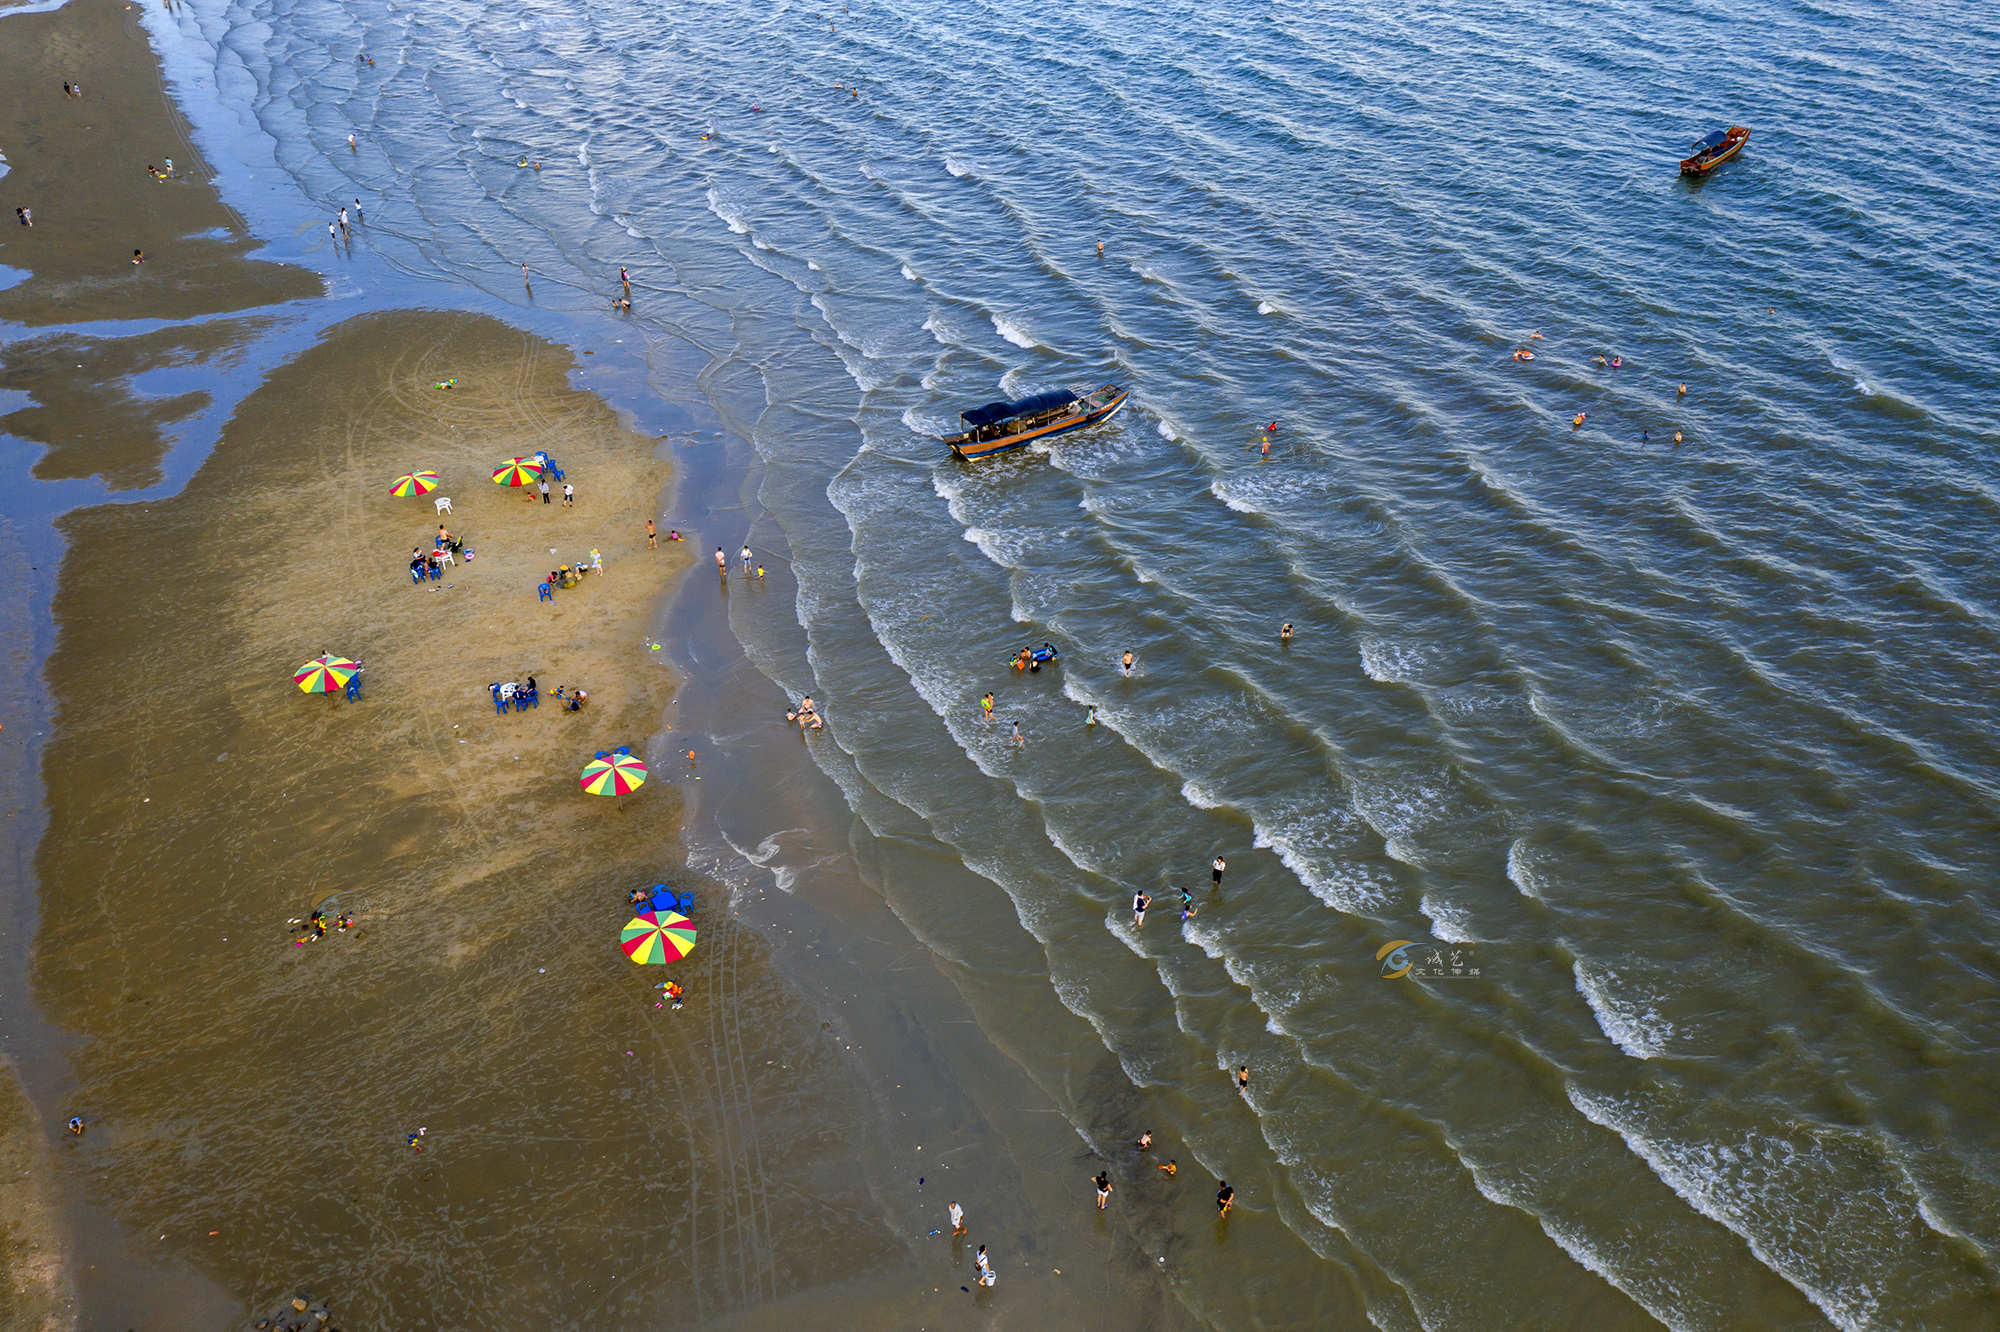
(538, 478, 551, 504)
(948, 1201, 966, 1236)
(1121, 649, 1134, 677)
(647, 519, 657, 549)
(1212, 855, 1226, 890)
(14, 208, 28, 227)
(716, 546, 728, 576)
(1132, 890, 1149, 926)
(338, 206, 349, 237)
(1217, 1181, 1234, 1216)
(329, 219, 339, 246)
(562, 482, 575, 507)
(974, 1244, 994, 1286)
(740, 543, 752, 573)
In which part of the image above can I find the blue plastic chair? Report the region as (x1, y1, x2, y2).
(488, 684, 507, 715)
(551, 465, 566, 482)
(411, 566, 424, 584)
(537, 583, 553, 602)
(428, 561, 442, 581)
(523, 689, 538, 709)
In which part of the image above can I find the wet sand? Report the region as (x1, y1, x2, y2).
(0, 0, 321, 326)
(0, 1057, 74, 1332)
(27, 310, 922, 1327)
(0, 0, 317, 496)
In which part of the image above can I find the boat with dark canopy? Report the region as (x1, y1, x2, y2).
(944, 383, 1129, 459)
(1680, 126, 1750, 176)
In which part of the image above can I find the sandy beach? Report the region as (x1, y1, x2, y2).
(26, 309, 939, 1326)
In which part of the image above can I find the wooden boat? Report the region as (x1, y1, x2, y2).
(944, 383, 1129, 459)
(1680, 126, 1749, 176)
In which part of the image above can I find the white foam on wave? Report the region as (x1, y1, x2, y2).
(768, 142, 779, 153)
(1505, 838, 1545, 900)
(900, 404, 950, 438)
(807, 259, 821, 272)
(1180, 779, 1222, 810)
(991, 314, 1037, 349)
(1573, 962, 1674, 1059)
(1105, 911, 1149, 959)
(704, 185, 750, 235)
(752, 236, 772, 251)
(1419, 893, 1478, 943)
(1565, 1087, 1919, 1332)
(1257, 300, 1277, 316)
(1208, 479, 1259, 514)
(901, 263, 918, 281)
(1156, 418, 1179, 441)
(943, 156, 972, 177)
(1359, 638, 1435, 684)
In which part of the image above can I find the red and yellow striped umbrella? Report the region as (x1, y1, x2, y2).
(294, 655, 360, 693)
(492, 456, 545, 488)
(580, 751, 648, 796)
(389, 469, 440, 497)
(621, 910, 697, 965)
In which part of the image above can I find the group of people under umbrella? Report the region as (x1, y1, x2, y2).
(582, 750, 701, 1002)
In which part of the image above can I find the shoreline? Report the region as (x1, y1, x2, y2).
(4, 3, 1220, 1328)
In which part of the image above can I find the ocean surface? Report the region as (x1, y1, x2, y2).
(85, 0, 2000, 1326)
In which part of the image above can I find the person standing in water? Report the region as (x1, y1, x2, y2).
(1132, 890, 1149, 926)
(1093, 1171, 1113, 1210)
(1086, 704, 1097, 727)
(715, 546, 728, 576)
(1136, 1129, 1152, 1152)
(1212, 855, 1226, 889)
(1280, 622, 1293, 642)
(1217, 1181, 1234, 1216)
(1236, 1065, 1250, 1094)
(1120, 650, 1134, 677)
(980, 692, 995, 722)
(740, 543, 753, 573)
(1011, 720, 1024, 746)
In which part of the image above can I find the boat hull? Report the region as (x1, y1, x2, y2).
(1680, 127, 1750, 175)
(949, 390, 1128, 460)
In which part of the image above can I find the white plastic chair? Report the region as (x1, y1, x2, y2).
(435, 496, 453, 515)
(436, 549, 455, 568)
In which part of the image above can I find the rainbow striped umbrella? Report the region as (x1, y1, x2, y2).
(389, 469, 440, 497)
(621, 910, 697, 965)
(580, 751, 648, 796)
(492, 456, 545, 488)
(294, 655, 360, 694)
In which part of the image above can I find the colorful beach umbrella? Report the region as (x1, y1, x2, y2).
(492, 456, 545, 488)
(294, 654, 360, 694)
(389, 469, 440, 497)
(621, 910, 697, 965)
(580, 751, 648, 796)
